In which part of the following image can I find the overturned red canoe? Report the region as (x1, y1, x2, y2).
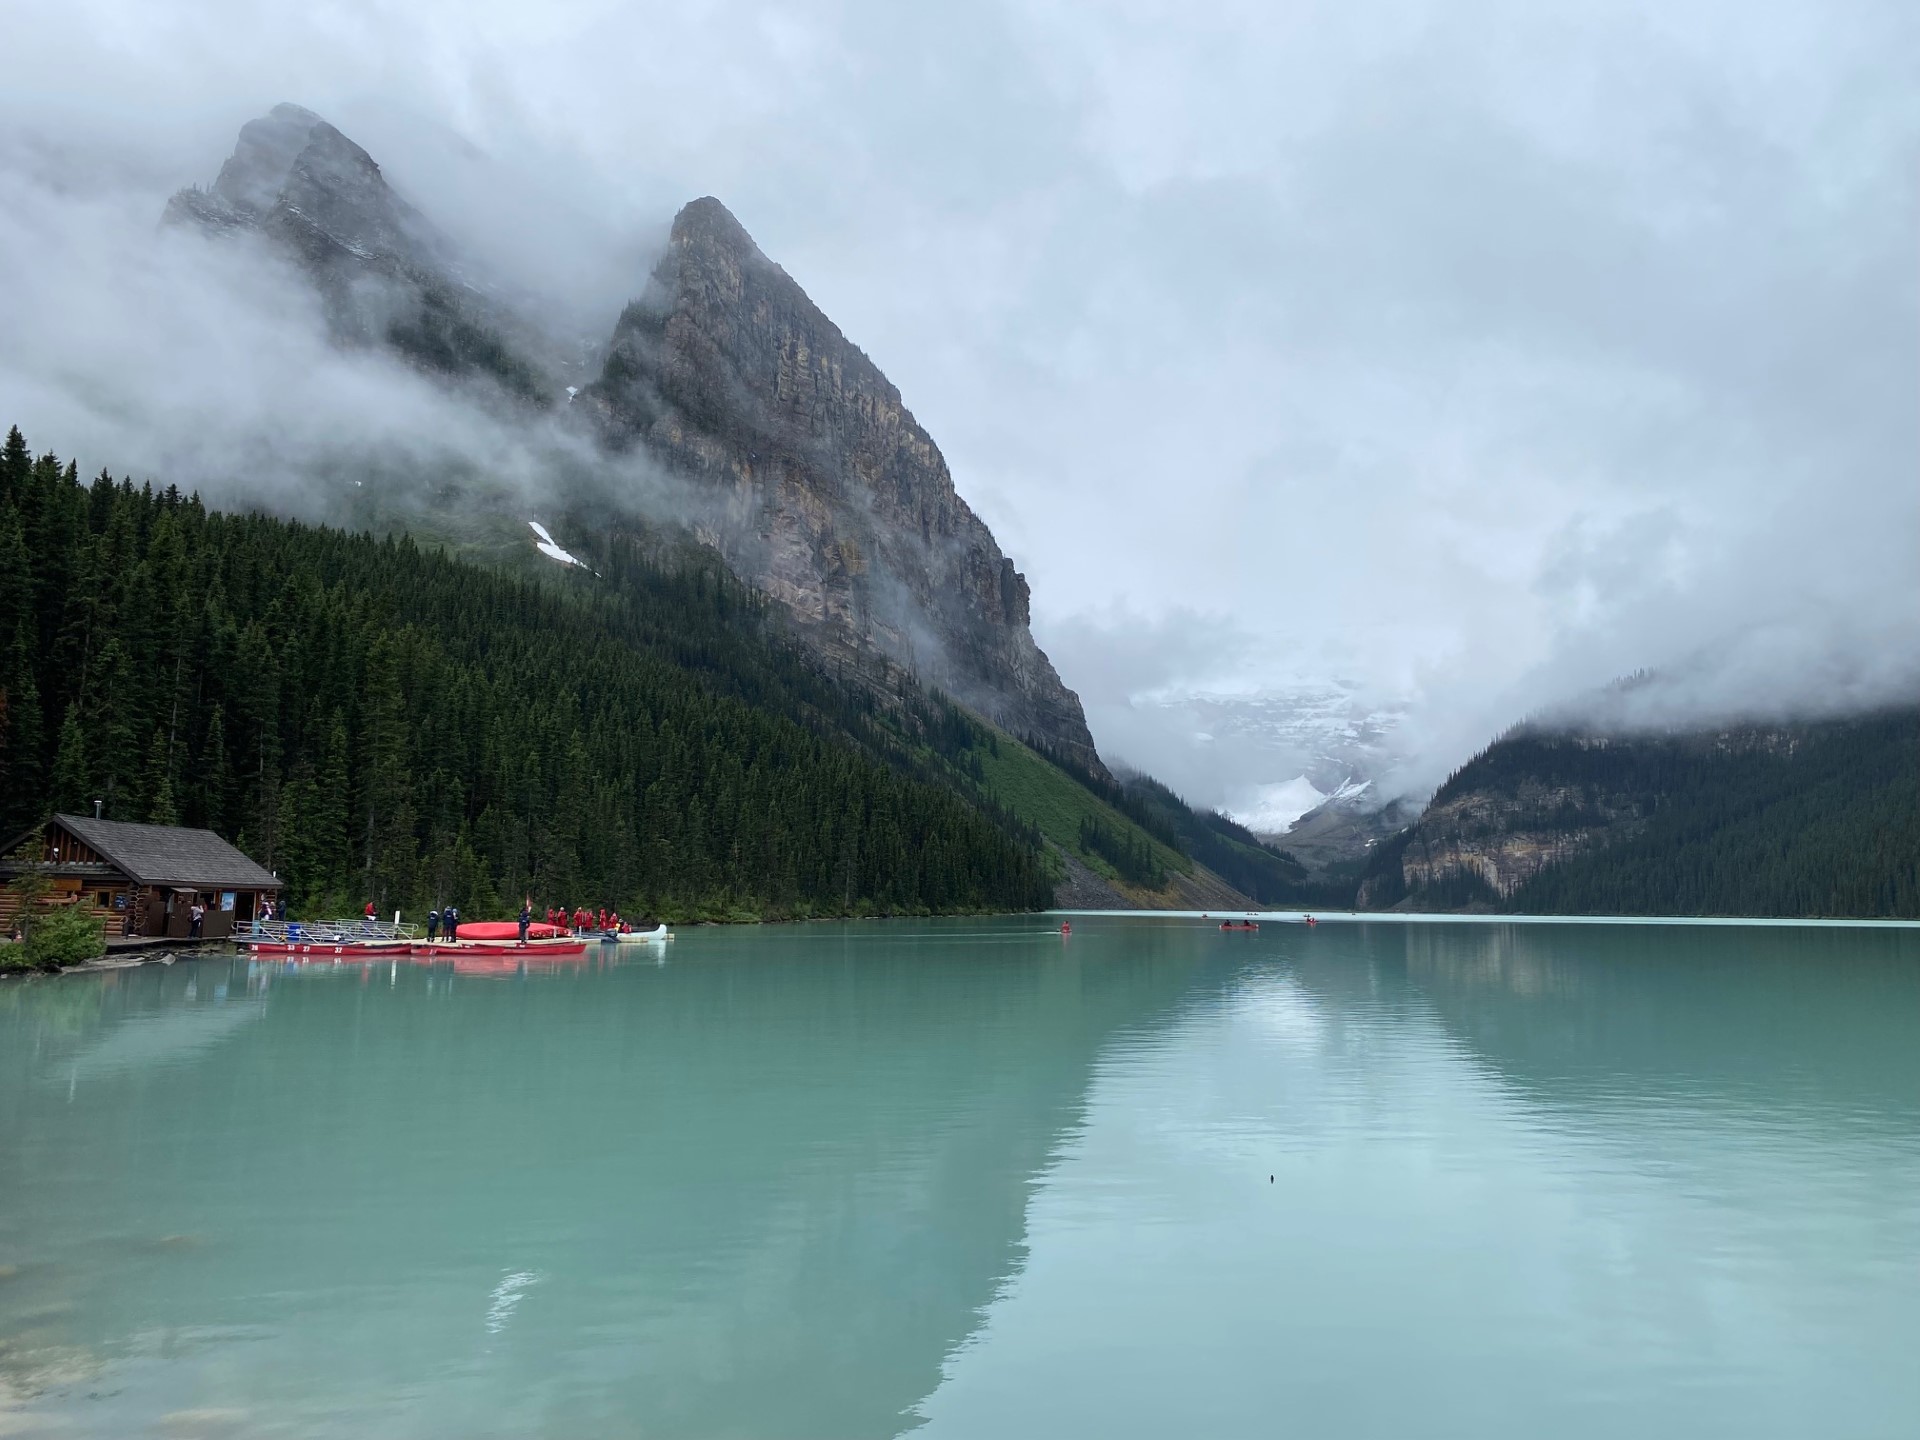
(414, 938, 589, 957)
(455, 921, 565, 941)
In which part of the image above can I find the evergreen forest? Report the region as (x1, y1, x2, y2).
(0, 427, 1056, 921)
(1361, 712, 1920, 918)
(10, 422, 1905, 928)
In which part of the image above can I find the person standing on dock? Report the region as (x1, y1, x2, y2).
(519, 899, 532, 945)
(444, 905, 458, 944)
(426, 909, 440, 943)
(188, 899, 205, 940)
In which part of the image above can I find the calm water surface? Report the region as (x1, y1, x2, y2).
(2, 918, 1918, 1437)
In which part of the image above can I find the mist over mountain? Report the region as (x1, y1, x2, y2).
(582, 194, 1104, 771)
(3, 0, 1915, 811)
(1356, 706, 1919, 918)
(163, 103, 584, 406)
(139, 105, 1106, 772)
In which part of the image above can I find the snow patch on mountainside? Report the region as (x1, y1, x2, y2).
(528, 520, 582, 568)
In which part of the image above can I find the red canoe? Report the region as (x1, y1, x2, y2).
(245, 940, 412, 957)
(413, 938, 588, 957)
(454, 921, 567, 941)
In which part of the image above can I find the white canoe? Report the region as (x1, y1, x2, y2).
(611, 925, 672, 943)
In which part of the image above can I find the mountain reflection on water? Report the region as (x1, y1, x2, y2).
(1391, 921, 1920, 1125)
(0, 923, 1204, 1437)
(4, 918, 1919, 1439)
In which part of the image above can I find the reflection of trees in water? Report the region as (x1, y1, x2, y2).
(1384, 922, 1920, 1123)
(0, 926, 1210, 1438)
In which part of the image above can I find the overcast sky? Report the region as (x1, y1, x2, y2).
(4, 0, 1916, 808)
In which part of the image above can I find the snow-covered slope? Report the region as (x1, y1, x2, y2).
(1233, 774, 1374, 833)
(1132, 681, 1407, 833)
(529, 520, 584, 568)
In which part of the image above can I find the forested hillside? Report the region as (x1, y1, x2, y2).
(1357, 711, 1920, 918)
(0, 427, 1054, 921)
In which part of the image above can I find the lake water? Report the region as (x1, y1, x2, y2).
(3, 917, 1918, 1438)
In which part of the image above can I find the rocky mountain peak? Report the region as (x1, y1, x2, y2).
(589, 197, 1106, 775)
(209, 103, 325, 216)
(165, 104, 553, 402)
(162, 112, 1105, 774)
(671, 194, 758, 253)
(170, 103, 433, 272)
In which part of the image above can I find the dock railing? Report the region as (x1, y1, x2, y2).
(237, 918, 420, 945)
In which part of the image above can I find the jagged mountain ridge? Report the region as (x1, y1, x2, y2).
(164, 105, 1103, 775)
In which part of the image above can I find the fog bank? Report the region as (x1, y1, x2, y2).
(3, 0, 1915, 813)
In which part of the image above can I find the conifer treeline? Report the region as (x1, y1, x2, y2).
(1360, 713, 1920, 918)
(1504, 714, 1920, 917)
(0, 427, 1054, 919)
(1076, 815, 1168, 889)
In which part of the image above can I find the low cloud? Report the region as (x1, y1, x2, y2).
(2, 0, 1914, 808)
(1, 156, 551, 514)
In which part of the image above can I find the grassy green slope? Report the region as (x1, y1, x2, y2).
(971, 730, 1191, 888)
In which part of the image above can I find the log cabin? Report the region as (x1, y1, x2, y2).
(0, 814, 282, 940)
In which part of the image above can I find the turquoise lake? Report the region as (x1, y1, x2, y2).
(3, 916, 1918, 1437)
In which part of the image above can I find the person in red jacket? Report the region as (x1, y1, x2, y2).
(573, 906, 588, 933)
(364, 901, 375, 920)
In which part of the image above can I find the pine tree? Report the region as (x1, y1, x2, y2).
(360, 638, 415, 908)
(0, 427, 30, 505)
(314, 712, 352, 904)
(49, 706, 89, 816)
(0, 638, 45, 836)
(145, 729, 180, 825)
(198, 705, 233, 836)
(0, 502, 29, 651)
(277, 762, 321, 907)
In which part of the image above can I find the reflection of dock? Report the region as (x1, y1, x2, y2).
(248, 946, 606, 978)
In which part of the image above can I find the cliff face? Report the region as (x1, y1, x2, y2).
(585, 198, 1104, 775)
(1355, 778, 1632, 908)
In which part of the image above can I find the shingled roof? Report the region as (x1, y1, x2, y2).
(50, 814, 281, 890)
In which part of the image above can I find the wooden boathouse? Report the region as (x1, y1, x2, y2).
(1, 814, 282, 940)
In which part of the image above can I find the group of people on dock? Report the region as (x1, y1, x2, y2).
(364, 902, 638, 946)
(545, 905, 628, 935)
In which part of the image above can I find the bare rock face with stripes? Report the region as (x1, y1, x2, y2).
(582, 197, 1104, 776)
